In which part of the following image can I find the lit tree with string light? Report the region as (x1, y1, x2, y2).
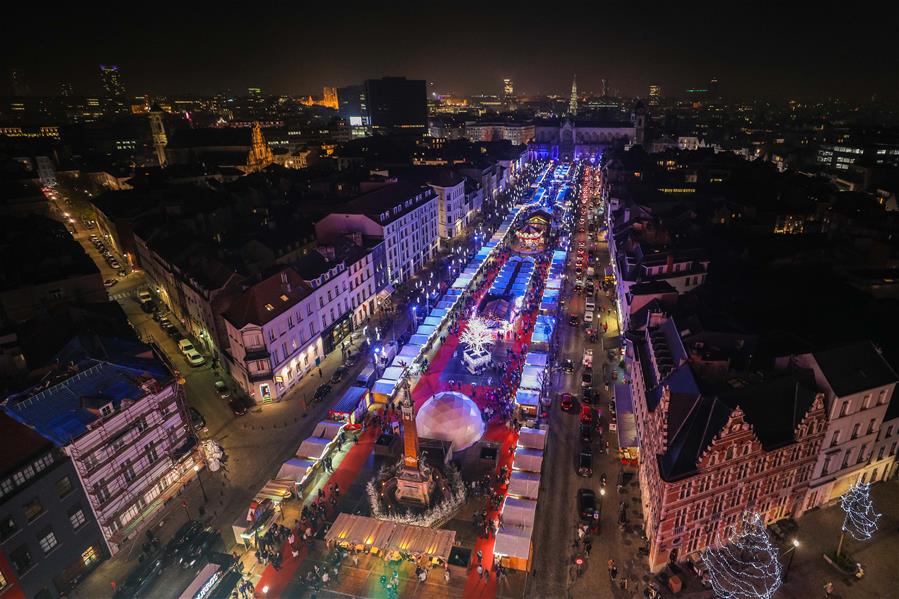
(837, 481, 881, 557)
(701, 512, 782, 599)
(460, 317, 494, 354)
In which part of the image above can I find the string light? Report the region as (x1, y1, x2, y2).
(460, 316, 494, 354)
(701, 512, 782, 599)
(840, 481, 881, 541)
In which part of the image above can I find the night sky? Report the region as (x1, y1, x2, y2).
(4, 2, 898, 100)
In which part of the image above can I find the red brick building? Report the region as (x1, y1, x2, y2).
(629, 314, 826, 571)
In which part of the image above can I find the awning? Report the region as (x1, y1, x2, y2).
(256, 479, 293, 502)
(512, 447, 544, 473)
(296, 437, 330, 460)
(409, 334, 431, 346)
(508, 471, 541, 499)
(501, 496, 538, 528)
(275, 458, 316, 483)
(372, 378, 399, 397)
(312, 420, 345, 440)
(381, 366, 406, 381)
(415, 324, 437, 338)
(517, 427, 546, 450)
(519, 365, 544, 391)
(331, 387, 367, 416)
(514, 389, 540, 408)
(524, 352, 548, 367)
(397, 344, 422, 360)
(423, 316, 443, 327)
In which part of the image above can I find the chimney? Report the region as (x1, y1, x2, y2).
(280, 271, 291, 293)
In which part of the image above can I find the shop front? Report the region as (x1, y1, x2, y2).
(322, 314, 353, 354)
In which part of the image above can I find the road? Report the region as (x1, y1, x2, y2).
(528, 163, 645, 599)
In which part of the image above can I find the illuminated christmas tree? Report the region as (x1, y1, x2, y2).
(460, 317, 494, 354)
(837, 481, 881, 556)
(701, 512, 782, 599)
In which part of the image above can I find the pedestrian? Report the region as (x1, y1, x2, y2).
(477, 564, 483, 577)
(476, 549, 483, 564)
(824, 581, 834, 597)
(444, 567, 451, 582)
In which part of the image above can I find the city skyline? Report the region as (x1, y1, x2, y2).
(3, 2, 898, 101)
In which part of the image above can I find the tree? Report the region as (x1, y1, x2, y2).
(701, 512, 782, 599)
(837, 481, 881, 557)
(460, 317, 494, 354)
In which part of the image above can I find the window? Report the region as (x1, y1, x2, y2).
(38, 528, 58, 553)
(33, 454, 54, 473)
(23, 498, 43, 522)
(830, 431, 840, 447)
(862, 394, 872, 409)
(851, 423, 861, 439)
(0, 515, 17, 541)
(136, 416, 148, 433)
(9, 545, 33, 574)
(839, 401, 849, 417)
(868, 418, 876, 434)
(81, 546, 99, 567)
(146, 444, 159, 463)
(68, 506, 86, 529)
(56, 476, 74, 498)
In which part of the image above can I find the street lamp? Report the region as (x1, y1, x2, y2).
(783, 538, 799, 582)
(193, 464, 208, 503)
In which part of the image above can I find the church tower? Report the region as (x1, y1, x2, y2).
(148, 103, 167, 167)
(569, 74, 578, 115)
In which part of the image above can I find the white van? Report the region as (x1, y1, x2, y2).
(585, 300, 596, 312)
(584, 310, 594, 323)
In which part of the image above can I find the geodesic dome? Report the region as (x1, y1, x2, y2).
(416, 391, 484, 451)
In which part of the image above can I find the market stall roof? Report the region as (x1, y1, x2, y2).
(409, 334, 431, 346)
(519, 365, 544, 391)
(518, 426, 547, 450)
(324, 514, 456, 559)
(381, 366, 406, 381)
(423, 316, 442, 327)
(428, 308, 447, 319)
(512, 447, 544, 473)
(372, 378, 398, 397)
(397, 344, 422, 360)
(256, 479, 293, 502)
(415, 324, 437, 338)
(313, 420, 345, 440)
(296, 436, 330, 460)
(331, 387, 366, 416)
(275, 458, 316, 483)
(508, 471, 541, 499)
(524, 352, 548, 367)
(501, 496, 538, 527)
(514, 389, 540, 408)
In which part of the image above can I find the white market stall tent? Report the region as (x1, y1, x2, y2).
(524, 352, 549, 367)
(276, 458, 316, 484)
(507, 471, 541, 499)
(517, 427, 546, 450)
(493, 526, 533, 571)
(512, 447, 544, 473)
(502, 496, 537, 528)
(312, 420, 344, 441)
(296, 437, 330, 460)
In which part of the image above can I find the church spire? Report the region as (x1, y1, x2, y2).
(569, 74, 578, 115)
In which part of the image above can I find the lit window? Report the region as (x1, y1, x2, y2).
(39, 529, 58, 553)
(264, 303, 274, 311)
(69, 507, 86, 530)
(82, 546, 98, 567)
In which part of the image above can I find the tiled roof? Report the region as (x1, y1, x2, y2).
(221, 268, 312, 329)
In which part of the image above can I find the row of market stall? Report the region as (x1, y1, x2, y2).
(370, 199, 534, 404)
(231, 418, 350, 547)
(495, 425, 548, 571)
(324, 512, 457, 566)
(539, 250, 568, 315)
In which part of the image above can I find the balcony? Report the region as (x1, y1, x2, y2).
(244, 346, 270, 361)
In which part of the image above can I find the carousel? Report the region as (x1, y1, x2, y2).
(512, 210, 550, 254)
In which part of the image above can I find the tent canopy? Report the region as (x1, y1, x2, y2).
(508, 471, 541, 499)
(518, 427, 547, 450)
(514, 389, 540, 408)
(313, 420, 344, 440)
(275, 458, 315, 483)
(502, 496, 538, 528)
(331, 387, 366, 415)
(397, 344, 422, 360)
(423, 316, 443, 327)
(296, 437, 330, 460)
(372, 378, 398, 397)
(324, 513, 456, 560)
(493, 526, 533, 560)
(381, 366, 406, 381)
(524, 352, 548, 367)
(512, 447, 544, 473)
(409, 334, 431, 346)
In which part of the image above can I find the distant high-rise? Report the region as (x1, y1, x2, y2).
(9, 68, 30, 96)
(569, 74, 578, 115)
(601, 78, 608, 97)
(709, 76, 720, 99)
(649, 85, 661, 106)
(59, 82, 74, 97)
(503, 78, 514, 98)
(364, 77, 427, 136)
(99, 65, 125, 97)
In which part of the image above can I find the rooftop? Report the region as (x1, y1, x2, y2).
(812, 341, 898, 397)
(0, 412, 53, 475)
(222, 267, 312, 329)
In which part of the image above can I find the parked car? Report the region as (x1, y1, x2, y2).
(577, 488, 597, 520)
(185, 350, 205, 367)
(569, 315, 580, 326)
(560, 393, 576, 412)
(138, 290, 152, 303)
(584, 310, 594, 323)
(228, 398, 248, 417)
(140, 300, 157, 313)
(581, 371, 593, 387)
(114, 556, 163, 598)
(580, 405, 595, 424)
(577, 450, 594, 477)
(579, 423, 593, 444)
(178, 527, 221, 569)
(313, 384, 331, 401)
(330, 367, 346, 384)
(560, 358, 575, 373)
(214, 380, 231, 399)
(163, 520, 204, 566)
(104, 279, 118, 288)
(188, 408, 205, 431)
(178, 339, 195, 354)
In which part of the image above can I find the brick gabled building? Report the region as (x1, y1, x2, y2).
(629, 314, 826, 571)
